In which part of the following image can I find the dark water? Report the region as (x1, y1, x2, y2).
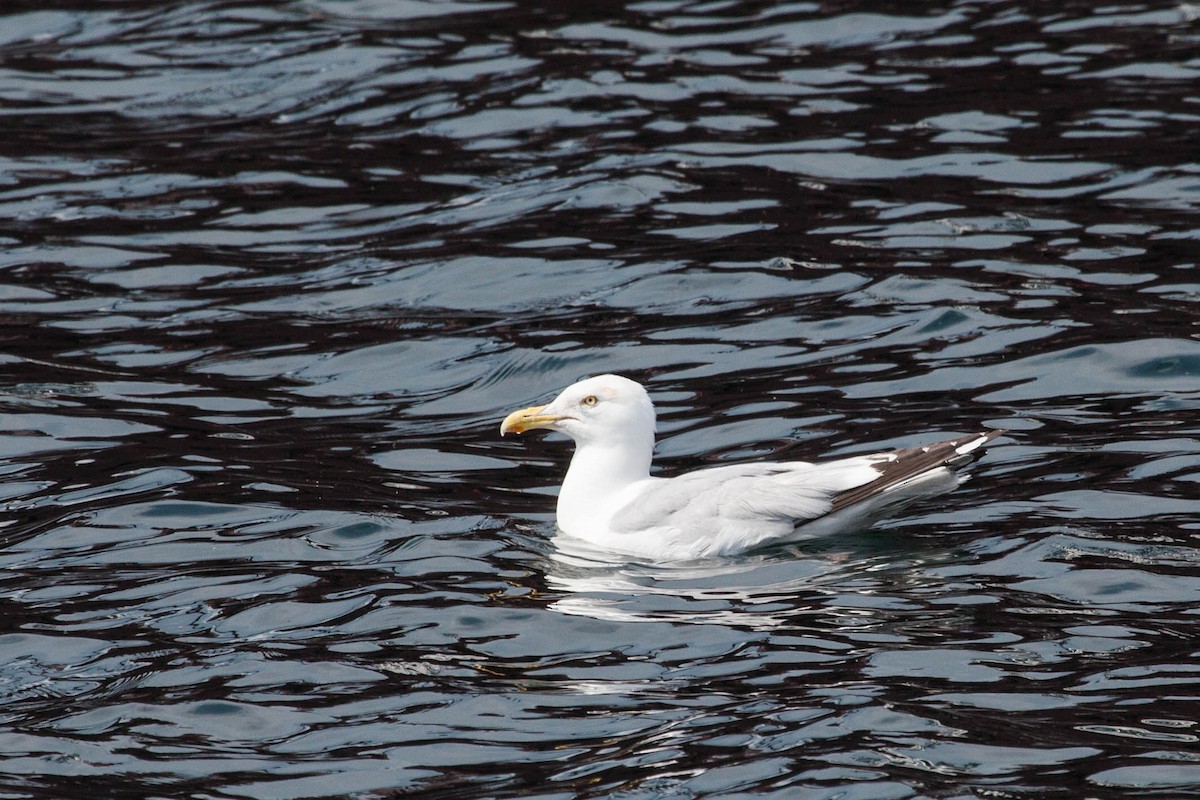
(2, 1, 1199, 797)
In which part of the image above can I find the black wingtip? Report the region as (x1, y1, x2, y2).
(943, 429, 1005, 468)
(828, 428, 1004, 515)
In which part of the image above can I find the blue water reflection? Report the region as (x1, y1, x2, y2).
(0, 0, 1198, 797)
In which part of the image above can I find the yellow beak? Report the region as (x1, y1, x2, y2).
(500, 405, 564, 436)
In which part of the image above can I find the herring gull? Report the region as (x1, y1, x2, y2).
(501, 374, 1001, 560)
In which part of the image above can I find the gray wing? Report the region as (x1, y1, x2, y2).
(608, 460, 883, 553)
(606, 431, 1003, 556)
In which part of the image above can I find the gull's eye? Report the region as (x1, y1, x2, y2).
(581, 395, 598, 407)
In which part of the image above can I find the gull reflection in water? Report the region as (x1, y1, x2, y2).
(542, 532, 888, 631)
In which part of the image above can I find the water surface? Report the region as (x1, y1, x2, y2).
(1, 1, 1198, 798)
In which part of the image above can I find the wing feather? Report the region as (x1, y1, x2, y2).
(608, 459, 883, 555)
(604, 431, 1003, 557)
(828, 430, 1003, 514)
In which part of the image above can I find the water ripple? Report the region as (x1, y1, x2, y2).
(1, 0, 1198, 797)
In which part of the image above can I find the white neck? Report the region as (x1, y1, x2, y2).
(556, 438, 652, 534)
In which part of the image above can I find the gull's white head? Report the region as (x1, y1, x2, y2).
(500, 374, 656, 447)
